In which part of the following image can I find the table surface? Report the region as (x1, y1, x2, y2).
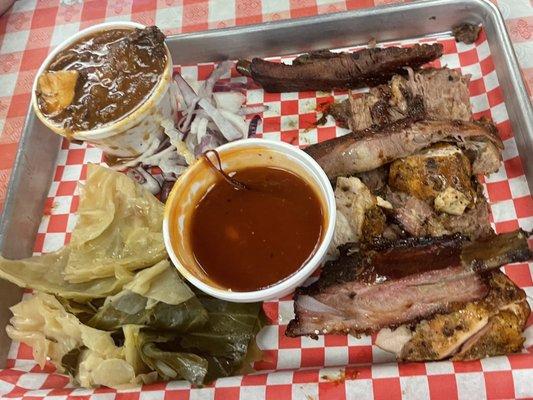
(0, 0, 531, 212)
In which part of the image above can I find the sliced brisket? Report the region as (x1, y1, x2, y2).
(286, 231, 532, 338)
(346, 68, 472, 131)
(236, 44, 443, 92)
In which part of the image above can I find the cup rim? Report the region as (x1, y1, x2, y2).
(31, 21, 172, 139)
(163, 138, 337, 303)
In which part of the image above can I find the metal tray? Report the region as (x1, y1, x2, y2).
(0, 0, 531, 367)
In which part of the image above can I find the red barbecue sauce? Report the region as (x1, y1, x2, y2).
(190, 166, 324, 292)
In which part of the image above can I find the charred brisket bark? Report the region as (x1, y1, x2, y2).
(236, 44, 443, 92)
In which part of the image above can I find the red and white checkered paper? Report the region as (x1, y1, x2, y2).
(1, 30, 532, 400)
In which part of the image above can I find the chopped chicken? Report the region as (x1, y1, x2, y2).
(376, 196, 393, 209)
(361, 205, 386, 238)
(388, 144, 476, 215)
(331, 212, 355, 255)
(37, 70, 79, 115)
(434, 186, 470, 215)
(376, 271, 530, 361)
(330, 177, 385, 255)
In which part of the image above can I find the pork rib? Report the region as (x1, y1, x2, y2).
(304, 118, 503, 179)
(236, 44, 443, 93)
(286, 230, 532, 338)
(376, 271, 530, 361)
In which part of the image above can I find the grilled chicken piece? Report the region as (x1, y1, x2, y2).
(330, 177, 389, 255)
(388, 144, 476, 215)
(286, 230, 532, 338)
(376, 271, 530, 361)
(36, 70, 79, 115)
(236, 44, 443, 93)
(346, 68, 472, 131)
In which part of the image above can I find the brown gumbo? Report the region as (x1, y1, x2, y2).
(36, 26, 167, 131)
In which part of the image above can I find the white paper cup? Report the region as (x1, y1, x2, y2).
(31, 21, 175, 157)
(163, 138, 336, 303)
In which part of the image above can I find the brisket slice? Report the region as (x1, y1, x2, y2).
(285, 230, 532, 338)
(346, 68, 472, 131)
(236, 44, 443, 92)
(304, 118, 503, 179)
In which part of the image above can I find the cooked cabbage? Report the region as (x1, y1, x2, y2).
(124, 259, 194, 305)
(6, 292, 119, 369)
(0, 249, 131, 302)
(76, 324, 158, 388)
(0, 164, 166, 299)
(65, 164, 166, 283)
(88, 260, 208, 331)
(6, 293, 159, 388)
(1, 163, 266, 389)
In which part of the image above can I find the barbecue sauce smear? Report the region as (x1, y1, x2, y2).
(190, 164, 324, 292)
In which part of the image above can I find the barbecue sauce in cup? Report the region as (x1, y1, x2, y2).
(189, 151, 325, 292)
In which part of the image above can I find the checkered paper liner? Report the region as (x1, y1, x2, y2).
(1, 30, 532, 400)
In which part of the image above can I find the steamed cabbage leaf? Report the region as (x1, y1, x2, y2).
(0, 164, 165, 299)
(7, 292, 120, 369)
(88, 260, 208, 331)
(0, 249, 131, 302)
(65, 164, 166, 283)
(122, 325, 152, 377)
(75, 324, 159, 388)
(124, 259, 195, 305)
(66, 325, 159, 388)
(6, 293, 153, 388)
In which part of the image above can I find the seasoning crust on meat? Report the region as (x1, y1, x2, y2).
(376, 272, 530, 361)
(388, 144, 476, 212)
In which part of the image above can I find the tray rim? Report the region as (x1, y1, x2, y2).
(0, 0, 531, 371)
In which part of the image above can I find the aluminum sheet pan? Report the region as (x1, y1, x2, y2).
(0, 0, 531, 367)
